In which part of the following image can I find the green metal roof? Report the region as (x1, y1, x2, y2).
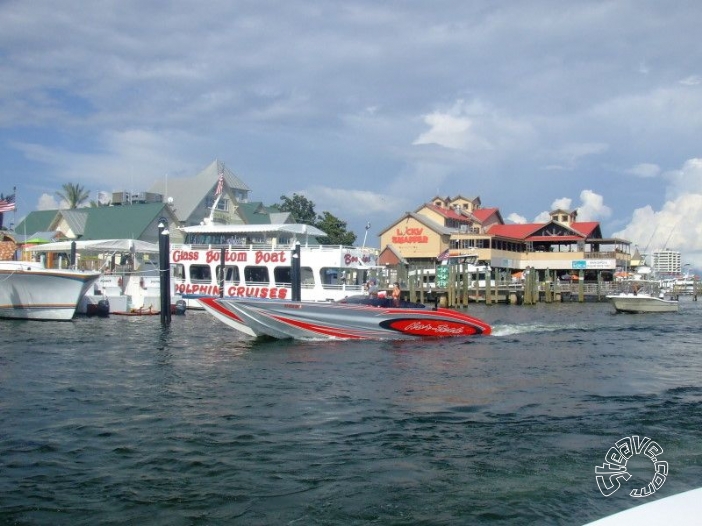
(13, 204, 175, 243)
(237, 202, 278, 224)
(13, 210, 59, 237)
(81, 203, 171, 240)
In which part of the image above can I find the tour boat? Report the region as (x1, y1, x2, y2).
(171, 223, 379, 309)
(0, 261, 100, 321)
(199, 296, 492, 340)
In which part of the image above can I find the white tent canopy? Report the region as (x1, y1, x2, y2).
(25, 239, 160, 254)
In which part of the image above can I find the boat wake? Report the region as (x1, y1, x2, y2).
(490, 322, 583, 337)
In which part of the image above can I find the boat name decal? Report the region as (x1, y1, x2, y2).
(402, 321, 466, 335)
(172, 249, 288, 265)
(386, 319, 474, 336)
(343, 253, 374, 265)
(174, 283, 288, 299)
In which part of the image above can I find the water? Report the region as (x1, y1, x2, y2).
(1, 300, 701, 525)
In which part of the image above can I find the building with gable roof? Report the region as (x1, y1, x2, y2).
(15, 203, 182, 245)
(379, 196, 632, 280)
(13, 160, 288, 250)
(149, 159, 252, 227)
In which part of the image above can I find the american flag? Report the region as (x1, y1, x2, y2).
(436, 248, 450, 261)
(0, 193, 15, 213)
(215, 171, 224, 196)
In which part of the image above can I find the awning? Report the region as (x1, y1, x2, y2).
(24, 239, 160, 254)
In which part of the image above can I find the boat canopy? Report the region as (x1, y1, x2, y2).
(179, 223, 327, 237)
(24, 239, 160, 254)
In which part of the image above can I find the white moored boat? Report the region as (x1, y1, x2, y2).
(0, 261, 100, 321)
(171, 223, 378, 309)
(25, 238, 167, 314)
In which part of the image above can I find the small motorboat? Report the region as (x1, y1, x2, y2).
(606, 292, 679, 313)
(199, 296, 492, 340)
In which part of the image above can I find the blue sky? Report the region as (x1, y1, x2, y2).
(2, 1, 702, 266)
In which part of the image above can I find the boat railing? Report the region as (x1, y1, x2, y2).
(175, 242, 362, 252)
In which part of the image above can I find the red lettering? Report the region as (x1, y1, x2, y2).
(171, 250, 199, 263)
(255, 251, 287, 265)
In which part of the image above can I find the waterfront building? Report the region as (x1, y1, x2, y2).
(378, 196, 632, 280)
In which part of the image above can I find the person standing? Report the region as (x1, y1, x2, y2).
(392, 282, 401, 306)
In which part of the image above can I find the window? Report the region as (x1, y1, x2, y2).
(273, 266, 314, 285)
(215, 265, 240, 282)
(190, 264, 212, 283)
(172, 264, 185, 280)
(244, 266, 269, 284)
(274, 266, 291, 285)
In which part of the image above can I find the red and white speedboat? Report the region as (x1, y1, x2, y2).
(199, 296, 492, 340)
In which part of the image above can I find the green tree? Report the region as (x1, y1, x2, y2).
(316, 211, 357, 245)
(278, 193, 356, 245)
(279, 193, 318, 225)
(56, 183, 90, 209)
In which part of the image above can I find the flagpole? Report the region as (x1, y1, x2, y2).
(12, 186, 16, 231)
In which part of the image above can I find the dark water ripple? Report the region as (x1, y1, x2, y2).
(1, 301, 701, 524)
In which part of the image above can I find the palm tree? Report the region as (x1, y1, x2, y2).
(56, 183, 90, 209)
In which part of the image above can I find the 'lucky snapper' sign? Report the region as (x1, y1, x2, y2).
(392, 227, 429, 244)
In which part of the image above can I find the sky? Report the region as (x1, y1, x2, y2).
(2, 1, 702, 268)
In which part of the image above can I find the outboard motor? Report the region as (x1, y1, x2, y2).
(87, 299, 110, 317)
(172, 299, 187, 316)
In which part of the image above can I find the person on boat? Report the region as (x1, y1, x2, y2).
(368, 279, 379, 298)
(392, 282, 401, 306)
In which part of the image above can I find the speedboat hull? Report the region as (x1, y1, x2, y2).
(0, 262, 100, 321)
(606, 293, 679, 313)
(199, 297, 492, 340)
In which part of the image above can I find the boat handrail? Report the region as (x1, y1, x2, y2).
(173, 243, 366, 254)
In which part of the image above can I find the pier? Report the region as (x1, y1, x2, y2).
(388, 265, 699, 307)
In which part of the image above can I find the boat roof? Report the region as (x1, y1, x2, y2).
(24, 238, 160, 254)
(179, 223, 327, 237)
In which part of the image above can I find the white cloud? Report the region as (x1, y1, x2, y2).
(662, 158, 702, 199)
(576, 190, 612, 221)
(413, 100, 492, 151)
(626, 163, 660, 178)
(679, 75, 702, 86)
(506, 213, 527, 224)
(551, 197, 572, 211)
(37, 193, 59, 210)
(525, 190, 611, 223)
(412, 99, 535, 154)
(542, 142, 609, 171)
(614, 158, 702, 268)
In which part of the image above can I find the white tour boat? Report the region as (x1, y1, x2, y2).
(171, 223, 379, 309)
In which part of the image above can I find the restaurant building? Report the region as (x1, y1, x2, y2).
(378, 195, 632, 280)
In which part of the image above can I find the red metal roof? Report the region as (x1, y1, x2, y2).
(488, 221, 601, 240)
(472, 207, 499, 223)
(424, 203, 471, 222)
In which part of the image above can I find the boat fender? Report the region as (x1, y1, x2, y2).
(118, 277, 123, 288)
(140, 277, 145, 289)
